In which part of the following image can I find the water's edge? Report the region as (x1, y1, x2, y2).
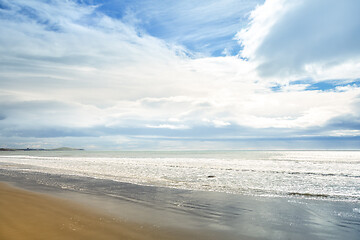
(1, 169, 359, 240)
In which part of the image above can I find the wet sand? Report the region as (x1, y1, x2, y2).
(1, 169, 359, 240)
(0, 182, 207, 240)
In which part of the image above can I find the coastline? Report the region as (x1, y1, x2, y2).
(1, 169, 359, 240)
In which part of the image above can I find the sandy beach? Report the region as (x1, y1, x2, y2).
(0, 182, 206, 240)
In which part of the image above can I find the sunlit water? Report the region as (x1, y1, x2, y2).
(1, 150, 359, 201)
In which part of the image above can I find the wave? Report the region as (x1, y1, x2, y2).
(232, 169, 360, 179)
(286, 192, 360, 201)
(288, 192, 330, 198)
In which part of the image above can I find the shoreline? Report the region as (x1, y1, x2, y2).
(1, 169, 360, 240)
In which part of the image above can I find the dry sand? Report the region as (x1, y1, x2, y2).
(0, 182, 203, 240)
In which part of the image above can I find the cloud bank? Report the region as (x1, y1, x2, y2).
(237, 0, 360, 80)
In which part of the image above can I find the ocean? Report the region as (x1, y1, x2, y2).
(1, 150, 359, 202)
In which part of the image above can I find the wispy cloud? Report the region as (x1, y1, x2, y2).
(91, 0, 264, 56)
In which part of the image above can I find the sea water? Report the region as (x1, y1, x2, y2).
(0, 150, 359, 201)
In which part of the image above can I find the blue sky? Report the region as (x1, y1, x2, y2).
(78, 0, 262, 56)
(0, 0, 360, 150)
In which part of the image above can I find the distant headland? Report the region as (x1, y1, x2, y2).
(0, 147, 84, 151)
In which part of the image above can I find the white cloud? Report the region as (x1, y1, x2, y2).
(145, 124, 190, 130)
(237, 0, 295, 61)
(237, 0, 360, 81)
(328, 130, 360, 137)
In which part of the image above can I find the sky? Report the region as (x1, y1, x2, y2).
(0, 0, 360, 150)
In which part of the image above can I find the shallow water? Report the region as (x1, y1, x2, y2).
(1, 169, 359, 240)
(0, 150, 359, 201)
